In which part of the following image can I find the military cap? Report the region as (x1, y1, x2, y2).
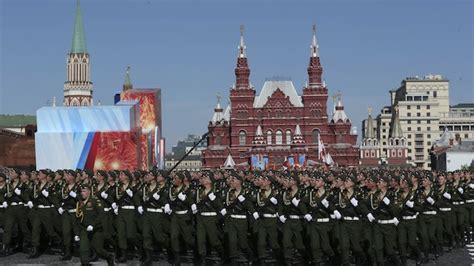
(343, 174, 357, 183)
(120, 170, 132, 180)
(400, 175, 413, 186)
(108, 171, 117, 179)
(231, 171, 243, 182)
(96, 170, 107, 178)
(0, 172, 6, 180)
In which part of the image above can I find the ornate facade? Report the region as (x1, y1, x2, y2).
(202, 26, 359, 169)
(63, 0, 93, 106)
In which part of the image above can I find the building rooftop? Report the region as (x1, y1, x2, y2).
(0, 115, 36, 127)
(254, 80, 303, 108)
(451, 103, 474, 109)
(404, 74, 447, 82)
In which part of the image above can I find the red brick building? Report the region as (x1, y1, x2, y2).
(202, 26, 359, 169)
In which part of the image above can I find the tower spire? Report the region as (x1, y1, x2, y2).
(366, 107, 375, 139)
(307, 24, 323, 88)
(238, 25, 247, 58)
(71, 0, 87, 53)
(235, 25, 251, 89)
(123, 66, 133, 91)
(390, 106, 404, 138)
(311, 24, 319, 58)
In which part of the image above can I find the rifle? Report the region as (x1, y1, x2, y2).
(166, 132, 208, 175)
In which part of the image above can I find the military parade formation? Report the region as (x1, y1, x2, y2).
(0, 167, 472, 266)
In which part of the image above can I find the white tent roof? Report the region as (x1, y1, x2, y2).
(223, 154, 236, 168)
(253, 80, 303, 108)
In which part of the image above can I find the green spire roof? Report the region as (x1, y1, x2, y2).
(124, 66, 132, 86)
(71, 0, 87, 53)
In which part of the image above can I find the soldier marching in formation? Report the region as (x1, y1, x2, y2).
(0, 166, 472, 266)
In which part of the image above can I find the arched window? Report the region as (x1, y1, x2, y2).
(275, 130, 283, 145)
(267, 130, 272, 145)
(286, 130, 292, 144)
(312, 129, 320, 144)
(239, 131, 246, 145)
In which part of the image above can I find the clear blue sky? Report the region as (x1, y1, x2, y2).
(1, 0, 473, 151)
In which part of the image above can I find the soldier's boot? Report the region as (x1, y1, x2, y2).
(400, 256, 407, 266)
(173, 254, 182, 266)
(106, 255, 115, 266)
(422, 252, 429, 263)
(60, 250, 72, 261)
(0, 244, 12, 257)
(116, 249, 127, 263)
(90, 250, 99, 262)
(143, 249, 153, 266)
(27, 246, 41, 259)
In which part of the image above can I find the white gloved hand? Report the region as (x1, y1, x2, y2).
(367, 213, 375, 222)
(191, 204, 198, 214)
(270, 197, 278, 205)
(86, 225, 94, 232)
(279, 215, 287, 223)
(350, 198, 358, 207)
(111, 202, 118, 210)
(58, 207, 64, 215)
(469, 184, 474, 189)
(178, 192, 187, 201)
(443, 192, 451, 200)
(69, 190, 77, 198)
(126, 188, 133, 197)
(208, 192, 216, 201)
(330, 214, 336, 219)
(238, 195, 246, 202)
(137, 206, 144, 215)
(100, 191, 108, 199)
(41, 190, 49, 197)
(153, 192, 160, 200)
(458, 187, 464, 194)
(321, 198, 329, 208)
(14, 188, 21, 196)
(74, 235, 80, 242)
(405, 200, 414, 208)
(393, 217, 399, 226)
(427, 197, 435, 205)
(292, 197, 300, 207)
(164, 203, 172, 214)
(220, 208, 227, 216)
(2, 202, 7, 208)
(253, 212, 259, 220)
(383, 197, 390, 205)
(304, 214, 313, 222)
(113, 208, 119, 215)
(27, 201, 33, 209)
(333, 210, 342, 220)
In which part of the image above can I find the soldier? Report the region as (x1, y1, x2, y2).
(224, 172, 255, 265)
(415, 174, 439, 262)
(307, 173, 335, 266)
(254, 175, 282, 264)
(168, 172, 195, 265)
(451, 171, 467, 247)
(395, 175, 422, 266)
(194, 172, 225, 265)
(93, 170, 116, 258)
(58, 170, 81, 260)
(0, 173, 8, 238)
(138, 170, 170, 265)
(76, 184, 114, 266)
(112, 170, 139, 263)
(280, 174, 309, 265)
(435, 173, 454, 253)
(335, 174, 366, 266)
(1, 169, 32, 256)
(28, 169, 61, 259)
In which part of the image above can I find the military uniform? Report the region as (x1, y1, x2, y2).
(29, 180, 60, 258)
(76, 193, 113, 266)
(138, 179, 170, 264)
(58, 181, 81, 260)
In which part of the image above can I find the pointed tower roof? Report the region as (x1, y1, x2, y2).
(71, 0, 87, 53)
(238, 25, 247, 58)
(330, 92, 351, 124)
(223, 104, 231, 122)
(123, 66, 133, 91)
(211, 94, 224, 124)
(366, 107, 375, 139)
(292, 124, 305, 144)
(390, 106, 404, 138)
(310, 24, 320, 58)
(223, 154, 236, 169)
(253, 125, 265, 145)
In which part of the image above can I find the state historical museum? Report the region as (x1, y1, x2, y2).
(202, 26, 359, 169)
